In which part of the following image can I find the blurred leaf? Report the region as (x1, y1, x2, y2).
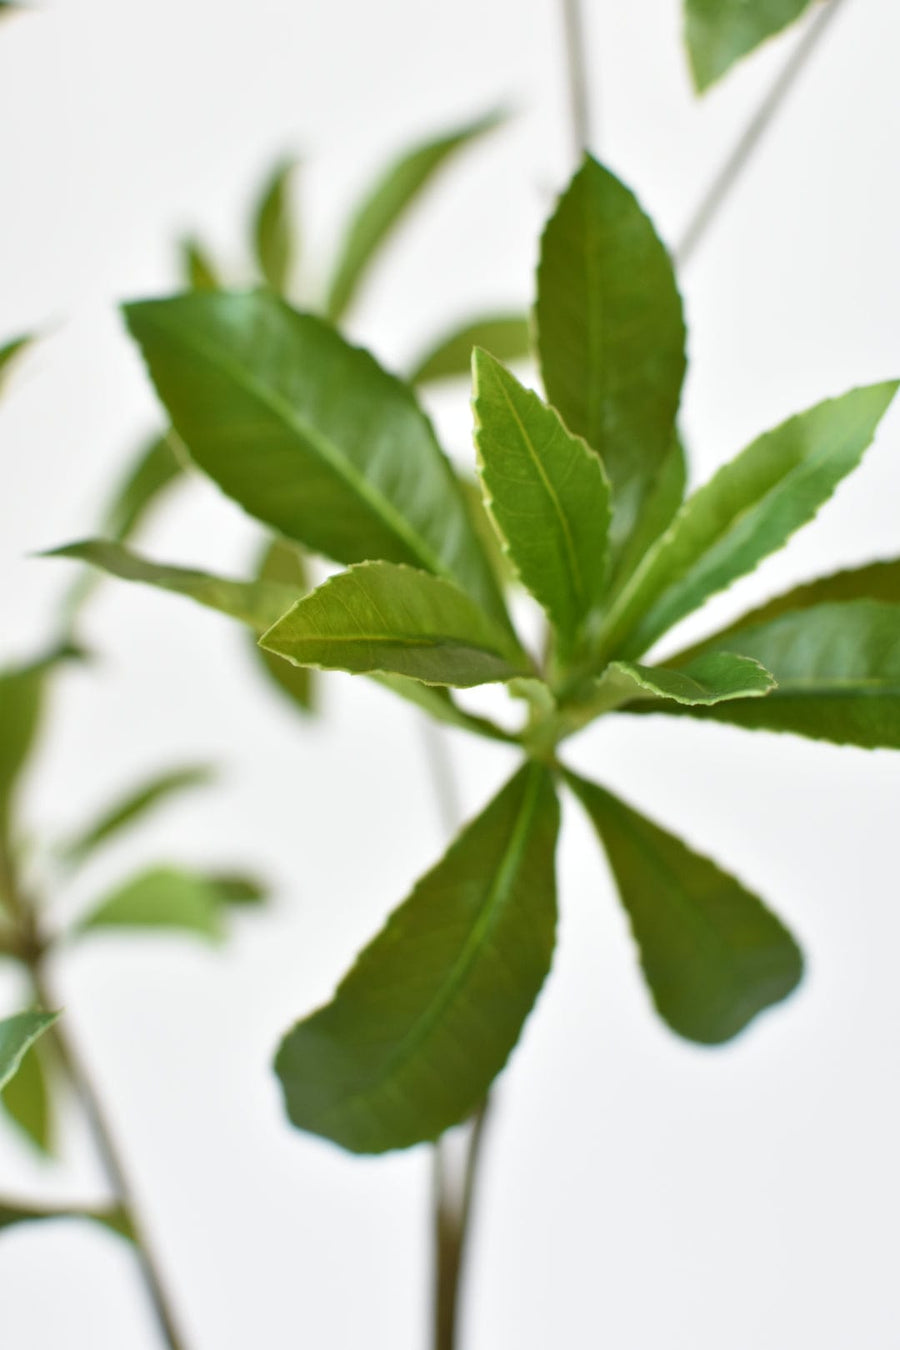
(261, 561, 530, 688)
(1, 1039, 54, 1155)
(252, 157, 296, 294)
(536, 156, 686, 559)
(103, 433, 185, 543)
(78, 867, 243, 941)
(409, 314, 531, 385)
(0, 661, 46, 836)
(566, 772, 803, 1044)
(251, 537, 315, 714)
(47, 539, 301, 633)
(208, 872, 267, 906)
(685, 0, 814, 92)
(62, 764, 215, 866)
(180, 237, 222, 292)
(325, 109, 505, 322)
(0, 1012, 58, 1091)
(598, 382, 899, 661)
(0, 334, 31, 393)
(276, 762, 559, 1153)
(371, 675, 516, 742)
(0, 1199, 133, 1241)
(473, 350, 610, 659)
(123, 293, 511, 634)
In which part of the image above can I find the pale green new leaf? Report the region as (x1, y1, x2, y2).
(599, 383, 899, 661)
(2, 1039, 53, 1155)
(123, 293, 510, 632)
(566, 772, 803, 1044)
(685, 0, 815, 93)
(0, 335, 31, 392)
(410, 315, 531, 385)
(253, 158, 296, 294)
(536, 157, 686, 557)
(0, 1200, 133, 1241)
(62, 764, 215, 865)
(658, 600, 900, 748)
(180, 237, 222, 292)
(78, 866, 260, 940)
(276, 762, 559, 1153)
(325, 110, 505, 322)
(0, 1012, 57, 1091)
(251, 536, 315, 714)
(48, 539, 302, 633)
(260, 562, 530, 688)
(473, 351, 611, 659)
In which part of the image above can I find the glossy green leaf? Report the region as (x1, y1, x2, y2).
(473, 351, 611, 659)
(251, 537, 315, 714)
(180, 237, 222, 292)
(276, 761, 559, 1153)
(609, 435, 687, 595)
(261, 562, 530, 688)
(566, 772, 803, 1043)
(0, 1012, 58, 1091)
(0, 1200, 133, 1240)
(325, 110, 504, 322)
(536, 157, 686, 557)
(685, 0, 814, 92)
(658, 600, 900, 748)
(410, 315, 531, 385)
(253, 158, 296, 294)
(123, 293, 510, 632)
(598, 383, 899, 661)
(79, 867, 241, 940)
(48, 539, 301, 633)
(0, 334, 31, 392)
(62, 764, 214, 865)
(2, 1039, 53, 1155)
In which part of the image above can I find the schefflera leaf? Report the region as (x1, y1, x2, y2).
(536, 156, 686, 559)
(251, 536, 315, 714)
(598, 382, 900, 661)
(123, 292, 510, 633)
(276, 762, 560, 1153)
(260, 561, 530, 688)
(685, 0, 815, 93)
(566, 773, 803, 1044)
(0, 1013, 58, 1092)
(472, 350, 611, 661)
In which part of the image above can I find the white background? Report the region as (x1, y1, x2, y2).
(1, 0, 900, 1346)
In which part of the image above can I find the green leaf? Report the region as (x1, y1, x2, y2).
(123, 293, 510, 632)
(473, 351, 611, 660)
(251, 537, 315, 714)
(0, 1012, 58, 1091)
(62, 764, 215, 865)
(325, 110, 505, 322)
(685, 0, 815, 93)
(566, 772, 803, 1044)
(252, 157, 296, 295)
(208, 872, 268, 906)
(2, 1039, 54, 1155)
(276, 762, 559, 1153)
(47, 539, 302, 633)
(371, 675, 517, 743)
(598, 383, 900, 662)
(409, 315, 531, 385)
(260, 561, 530, 688)
(608, 434, 687, 595)
(657, 600, 900, 749)
(79, 867, 235, 941)
(103, 433, 185, 543)
(0, 661, 46, 835)
(0, 1200, 133, 1241)
(594, 651, 775, 712)
(180, 237, 222, 292)
(0, 335, 31, 393)
(536, 157, 686, 558)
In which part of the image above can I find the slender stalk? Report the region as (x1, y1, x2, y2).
(31, 961, 189, 1350)
(676, 0, 849, 266)
(560, 0, 593, 160)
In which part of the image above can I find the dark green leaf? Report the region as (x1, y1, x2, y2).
(536, 156, 686, 558)
(251, 537, 314, 714)
(566, 772, 803, 1044)
(658, 600, 900, 749)
(252, 158, 296, 295)
(276, 761, 559, 1152)
(48, 539, 301, 633)
(0, 335, 31, 392)
(0, 1012, 58, 1091)
(1, 1039, 54, 1155)
(598, 383, 899, 661)
(409, 315, 531, 385)
(62, 764, 215, 865)
(260, 562, 530, 688)
(208, 872, 268, 906)
(78, 867, 237, 940)
(180, 237, 222, 292)
(473, 350, 611, 660)
(123, 293, 510, 632)
(325, 110, 505, 322)
(685, 0, 814, 92)
(0, 1200, 133, 1241)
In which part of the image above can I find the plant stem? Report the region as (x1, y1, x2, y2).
(433, 1102, 491, 1350)
(676, 0, 849, 266)
(560, 0, 593, 160)
(31, 961, 190, 1350)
